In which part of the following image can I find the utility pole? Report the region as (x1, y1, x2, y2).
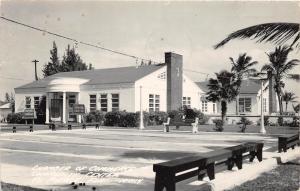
(139, 86, 144, 130)
(32, 59, 39, 81)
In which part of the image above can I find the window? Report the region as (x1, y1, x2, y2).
(34, 97, 40, 110)
(100, 94, 108, 112)
(149, 94, 160, 112)
(89, 94, 97, 112)
(182, 97, 191, 108)
(239, 98, 252, 113)
(155, 95, 160, 111)
(111, 94, 119, 111)
(202, 101, 208, 112)
(25, 96, 31, 109)
(263, 98, 267, 112)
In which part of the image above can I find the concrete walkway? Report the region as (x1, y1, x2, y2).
(0, 128, 298, 191)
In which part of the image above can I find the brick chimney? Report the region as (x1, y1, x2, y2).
(268, 71, 277, 113)
(165, 52, 183, 111)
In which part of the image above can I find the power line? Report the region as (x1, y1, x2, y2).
(0, 16, 161, 65)
(183, 69, 210, 75)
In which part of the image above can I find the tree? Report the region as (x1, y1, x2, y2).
(261, 46, 299, 115)
(282, 91, 297, 112)
(42, 42, 92, 77)
(230, 53, 258, 114)
(292, 103, 300, 114)
(61, 45, 88, 72)
(214, 23, 300, 49)
(42, 41, 61, 77)
(206, 70, 238, 124)
(4, 92, 15, 113)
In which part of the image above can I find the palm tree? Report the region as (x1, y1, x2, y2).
(206, 70, 238, 124)
(282, 91, 297, 112)
(214, 23, 300, 49)
(261, 46, 299, 114)
(292, 103, 300, 114)
(230, 53, 258, 114)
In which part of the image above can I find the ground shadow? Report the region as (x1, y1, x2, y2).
(120, 150, 196, 160)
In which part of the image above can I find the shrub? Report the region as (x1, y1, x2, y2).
(289, 116, 299, 127)
(257, 116, 269, 126)
(212, 119, 224, 132)
(119, 112, 137, 127)
(104, 111, 120, 126)
(136, 111, 149, 127)
(167, 110, 184, 119)
(148, 111, 168, 126)
(239, 117, 252, 133)
(7, 112, 23, 124)
(193, 109, 210, 125)
(104, 111, 138, 127)
(85, 110, 105, 123)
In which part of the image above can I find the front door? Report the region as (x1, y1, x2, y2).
(50, 99, 62, 121)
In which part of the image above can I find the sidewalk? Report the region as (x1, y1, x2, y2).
(1, 146, 299, 191)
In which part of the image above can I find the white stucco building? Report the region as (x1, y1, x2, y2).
(14, 52, 278, 124)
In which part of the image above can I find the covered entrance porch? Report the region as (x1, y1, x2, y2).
(45, 77, 88, 124)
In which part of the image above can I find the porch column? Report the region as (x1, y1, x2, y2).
(45, 92, 50, 123)
(62, 91, 66, 123)
(77, 93, 81, 123)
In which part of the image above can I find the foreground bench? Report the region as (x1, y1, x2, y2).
(163, 117, 199, 133)
(278, 133, 300, 153)
(153, 142, 263, 191)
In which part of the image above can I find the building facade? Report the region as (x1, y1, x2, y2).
(14, 52, 278, 124)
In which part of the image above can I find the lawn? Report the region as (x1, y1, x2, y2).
(225, 158, 300, 191)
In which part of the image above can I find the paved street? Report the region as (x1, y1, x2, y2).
(2, 127, 296, 191)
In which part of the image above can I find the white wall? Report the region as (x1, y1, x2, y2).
(183, 75, 201, 109)
(15, 93, 45, 113)
(135, 67, 167, 112)
(80, 84, 135, 113)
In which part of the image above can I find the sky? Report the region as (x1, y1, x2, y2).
(0, 1, 300, 103)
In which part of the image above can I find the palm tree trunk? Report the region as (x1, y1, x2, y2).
(221, 100, 227, 124)
(286, 102, 288, 112)
(236, 95, 239, 115)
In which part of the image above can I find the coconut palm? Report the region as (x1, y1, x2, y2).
(206, 70, 238, 124)
(230, 53, 258, 114)
(214, 23, 300, 49)
(292, 103, 300, 114)
(261, 46, 299, 114)
(282, 91, 297, 112)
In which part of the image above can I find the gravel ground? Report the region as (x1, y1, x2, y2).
(226, 158, 300, 191)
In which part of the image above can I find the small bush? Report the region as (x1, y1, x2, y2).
(239, 117, 252, 133)
(85, 110, 105, 123)
(104, 111, 138, 127)
(257, 116, 269, 126)
(148, 111, 168, 126)
(104, 111, 120, 126)
(136, 111, 149, 127)
(167, 110, 184, 119)
(7, 113, 24, 124)
(193, 109, 210, 125)
(289, 117, 299, 127)
(212, 119, 224, 132)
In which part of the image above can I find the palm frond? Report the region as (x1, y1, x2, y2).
(261, 64, 274, 72)
(214, 23, 300, 49)
(288, 74, 300, 82)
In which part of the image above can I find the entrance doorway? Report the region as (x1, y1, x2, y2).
(50, 99, 62, 121)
